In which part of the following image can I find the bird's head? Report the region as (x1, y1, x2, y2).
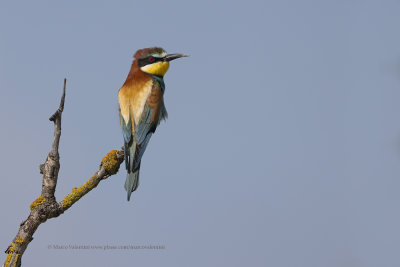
(134, 47, 188, 77)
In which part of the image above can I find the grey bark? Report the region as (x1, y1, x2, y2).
(3, 79, 124, 267)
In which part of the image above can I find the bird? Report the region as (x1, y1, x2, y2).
(118, 47, 188, 201)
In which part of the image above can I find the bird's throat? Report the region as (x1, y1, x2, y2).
(140, 62, 170, 76)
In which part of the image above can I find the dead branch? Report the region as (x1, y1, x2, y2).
(3, 79, 124, 267)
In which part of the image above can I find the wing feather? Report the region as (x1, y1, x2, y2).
(132, 104, 156, 170)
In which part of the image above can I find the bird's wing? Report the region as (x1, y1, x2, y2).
(135, 104, 155, 144)
(119, 112, 132, 144)
(118, 78, 153, 171)
(132, 80, 166, 169)
(119, 107, 135, 172)
(119, 78, 165, 172)
(131, 104, 156, 170)
(150, 75, 168, 121)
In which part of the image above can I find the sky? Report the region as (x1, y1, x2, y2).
(1, 0, 400, 266)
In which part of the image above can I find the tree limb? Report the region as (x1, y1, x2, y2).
(3, 79, 124, 267)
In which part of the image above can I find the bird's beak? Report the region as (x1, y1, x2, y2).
(164, 53, 189, 62)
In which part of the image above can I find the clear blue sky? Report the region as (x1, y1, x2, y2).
(1, 0, 400, 266)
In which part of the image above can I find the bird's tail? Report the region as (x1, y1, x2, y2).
(124, 166, 140, 201)
(123, 136, 141, 201)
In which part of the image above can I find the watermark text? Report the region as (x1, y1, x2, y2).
(47, 244, 165, 251)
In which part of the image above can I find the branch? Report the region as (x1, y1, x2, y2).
(3, 79, 124, 267)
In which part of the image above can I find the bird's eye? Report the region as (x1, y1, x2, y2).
(148, 56, 155, 63)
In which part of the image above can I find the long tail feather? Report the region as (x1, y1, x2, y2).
(124, 167, 140, 201)
(124, 136, 139, 201)
(124, 142, 130, 172)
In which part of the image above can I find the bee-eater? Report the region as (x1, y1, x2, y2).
(118, 47, 188, 201)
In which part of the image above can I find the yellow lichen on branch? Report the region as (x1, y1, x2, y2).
(12, 254, 19, 267)
(101, 150, 120, 175)
(60, 149, 122, 210)
(4, 146, 123, 267)
(4, 252, 13, 266)
(61, 174, 100, 209)
(4, 242, 20, 267)
(4, 253, 12, 267)
(30, 196, 46, 210)
(3, 76, 125, 267)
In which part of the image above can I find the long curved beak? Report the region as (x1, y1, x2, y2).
(164, 53, 189, 62)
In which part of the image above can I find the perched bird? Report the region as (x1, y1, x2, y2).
(118, 47, 188, 201)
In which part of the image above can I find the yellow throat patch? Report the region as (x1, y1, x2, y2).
(140, 61, 170, 76)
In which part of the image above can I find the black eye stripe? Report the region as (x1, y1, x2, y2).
(138, 56, 163, 67)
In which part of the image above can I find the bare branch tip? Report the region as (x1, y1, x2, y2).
(60, 78, 66, 110)
(49, 79, 67, 121)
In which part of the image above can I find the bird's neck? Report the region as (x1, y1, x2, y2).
(147, 74, 165, 93)
(123, 62, 165, 93)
